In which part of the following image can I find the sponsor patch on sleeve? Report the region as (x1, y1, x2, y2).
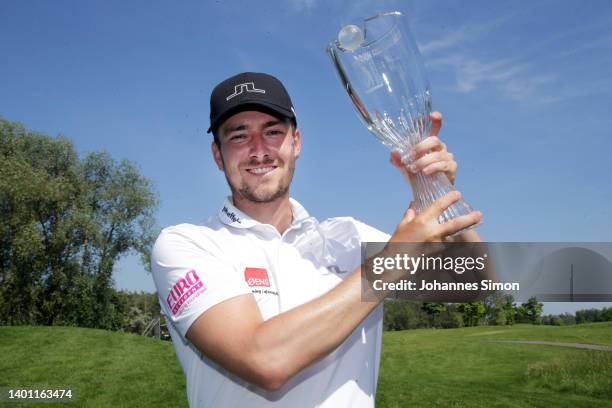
(166, 269, 207, 316)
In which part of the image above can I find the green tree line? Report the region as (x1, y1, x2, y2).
(384, 296, 612, 331)
(3, 117, 610, 337)
(0, 117, 158, 330)
(384, 295, 543, 330)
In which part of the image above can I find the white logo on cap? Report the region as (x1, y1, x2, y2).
(226, 82, 266, 101)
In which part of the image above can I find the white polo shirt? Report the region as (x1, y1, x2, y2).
(151, 197, 390, 408)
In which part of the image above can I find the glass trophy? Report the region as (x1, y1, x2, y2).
(327, 11, 476, 227)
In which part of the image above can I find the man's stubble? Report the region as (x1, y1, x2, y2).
(222, 147, 296, 204)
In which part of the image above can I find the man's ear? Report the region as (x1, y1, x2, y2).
(293, 128, 302, 159)
(211, 142, 224, 171)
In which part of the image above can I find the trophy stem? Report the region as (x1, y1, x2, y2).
(404, 170, 478, 235)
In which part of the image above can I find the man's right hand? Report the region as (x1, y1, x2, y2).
(389, 191, 482, 243)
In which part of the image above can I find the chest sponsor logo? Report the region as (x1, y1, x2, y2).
(244, 267, 270, 287)
(166, 269, 206, 316)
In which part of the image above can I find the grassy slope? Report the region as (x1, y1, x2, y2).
(377, 323, 612, 408)
(0, 326, 187, 408)
(1, 323, 611, 407)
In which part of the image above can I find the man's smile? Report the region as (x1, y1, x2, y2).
(245, 165, 278, 176)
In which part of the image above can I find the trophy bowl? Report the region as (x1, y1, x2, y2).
(327, 11, 477, 229)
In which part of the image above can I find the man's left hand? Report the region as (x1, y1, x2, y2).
(390, 112, 457, 184)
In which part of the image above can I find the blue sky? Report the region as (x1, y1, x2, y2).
(1, 0, 611, 314)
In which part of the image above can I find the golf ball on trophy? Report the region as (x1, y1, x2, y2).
(338, 24, 363, 51)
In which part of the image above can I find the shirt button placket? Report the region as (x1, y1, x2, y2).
(275, 238, 283, 313)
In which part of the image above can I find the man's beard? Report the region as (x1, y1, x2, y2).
(226, 155, 296, 204)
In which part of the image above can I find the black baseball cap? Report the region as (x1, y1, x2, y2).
(207, 72, 297, 134)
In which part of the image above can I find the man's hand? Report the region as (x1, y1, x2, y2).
(390, 111, 457, 184)
(389, 191, 482, 244)
(388, 111, 483, 244)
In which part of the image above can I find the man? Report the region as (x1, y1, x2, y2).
(151, 72, 482, 407)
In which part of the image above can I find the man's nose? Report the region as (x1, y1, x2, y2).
(248, 132, 269, 158)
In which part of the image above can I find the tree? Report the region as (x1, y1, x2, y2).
(438, 304, 464, 328)
(421, 302, 447, 327)
(541, 314, 565, 326)
(520, 297, 543, 325)
(0, 117, 158, 329)
(559, 312, 576, 325)
(120, 290, 161, 334)
(457, 301, 486, 326)
(383, 300, 418, 331)
(484, 293, 515, 325)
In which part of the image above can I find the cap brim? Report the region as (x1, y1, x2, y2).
(207, 101, 295, 133)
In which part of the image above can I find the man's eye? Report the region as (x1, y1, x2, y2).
(266, 129, 283, 136)
(230, 134, 246, 141)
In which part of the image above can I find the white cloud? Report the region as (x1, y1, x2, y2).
(428, 54, 558, 103)
(500, 73, 558, 103)
(556, 34, 612, 58)
(412, 20, 564, 103)
(418, 30, 466, 54)
(408, 7, 611, 104)
(417, 12, 521, 56)
(540, 77, 612, 103)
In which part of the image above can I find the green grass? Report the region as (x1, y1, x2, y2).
(0, 326, 186, 407)
(1, 323, 611, 407)
(526, 351, 612, 399)
(377, 323, 612, 408)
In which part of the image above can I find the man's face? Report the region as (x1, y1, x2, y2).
(212, 110, 301, 204)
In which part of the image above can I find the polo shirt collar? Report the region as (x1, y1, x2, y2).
(217, 196, 314, 230)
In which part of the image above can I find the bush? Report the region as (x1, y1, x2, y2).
(383, 300, 424, 331)
(438, 308, 463, 328)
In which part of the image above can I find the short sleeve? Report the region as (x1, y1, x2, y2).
(352, 219, 391, 243)
(151, 226, 252, 338)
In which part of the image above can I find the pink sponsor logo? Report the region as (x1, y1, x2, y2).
(166, 269, 205, 316)
(244, 267, 270, 287)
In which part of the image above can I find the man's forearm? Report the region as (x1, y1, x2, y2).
(186, 265, 382, 391)
(248, 267, 383, 389)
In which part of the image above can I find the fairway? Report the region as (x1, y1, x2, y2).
(0, 326, 187, 407)
(1, 323, 611, 407)
(377, 323, 612, 407)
